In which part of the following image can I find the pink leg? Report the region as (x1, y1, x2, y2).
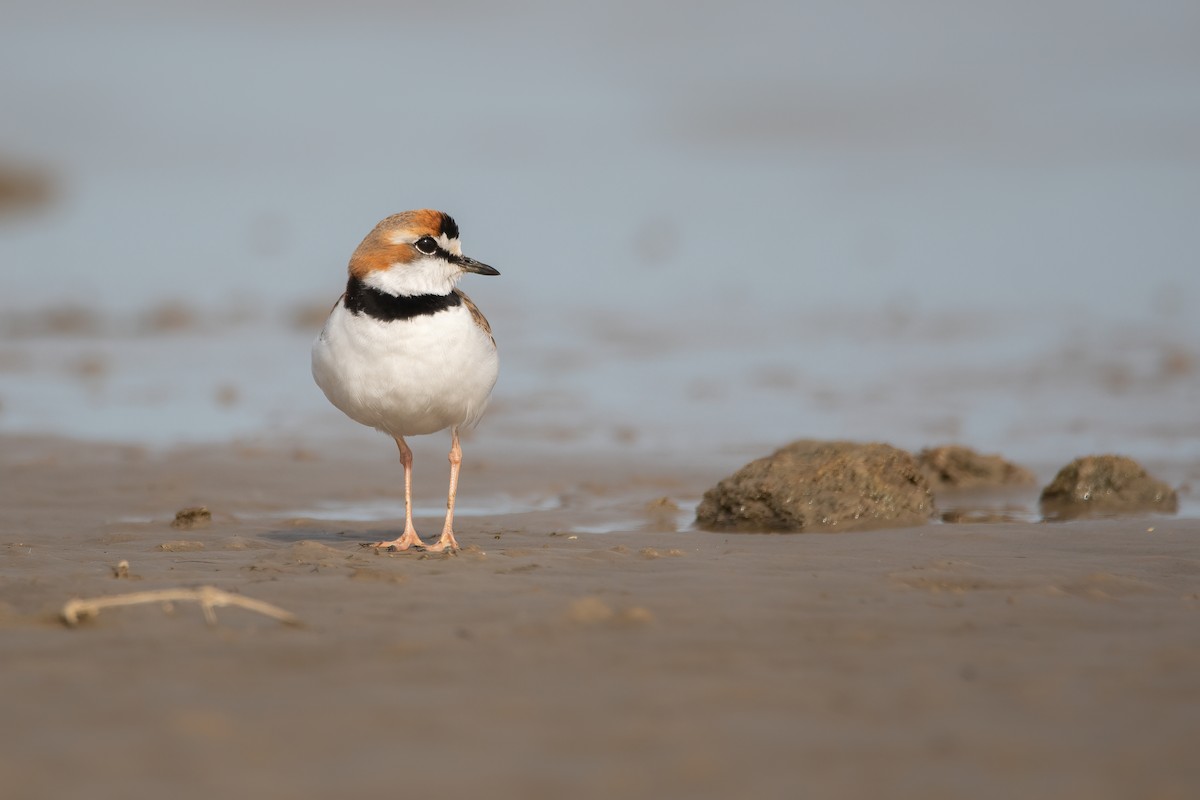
(368, 436, 425, 551)
(425, 429, 463, 553)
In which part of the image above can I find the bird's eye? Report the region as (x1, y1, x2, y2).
(414, 236, 439, 255)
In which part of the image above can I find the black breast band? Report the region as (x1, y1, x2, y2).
(343, 277, 461, 322)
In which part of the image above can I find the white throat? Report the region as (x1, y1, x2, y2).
(362, 258, 461, 297)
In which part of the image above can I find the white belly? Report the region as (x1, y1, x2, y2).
(311, 302, 499, 437)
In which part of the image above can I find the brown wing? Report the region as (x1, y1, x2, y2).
(453, 288, 495, 348)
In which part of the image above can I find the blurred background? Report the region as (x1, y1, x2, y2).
(1, 0, 1198, 466)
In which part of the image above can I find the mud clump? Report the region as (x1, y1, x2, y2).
(171, 506, 212, 529)
(917, 445, 1035, 490)
(642, 496, 681, 532)
(1039, 455, 1178, 521)
(695, 440, 935, 533)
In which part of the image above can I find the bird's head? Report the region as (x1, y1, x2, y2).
(348, 209, 499, 296)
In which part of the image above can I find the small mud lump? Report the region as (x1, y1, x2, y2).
(696, 440, 935, 533)
(1039, 455, 1177, 520)
(171, 506, 212, 529)
(917, 445, 1035, 490)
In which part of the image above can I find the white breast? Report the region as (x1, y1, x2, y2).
(311, 301, 499, 437)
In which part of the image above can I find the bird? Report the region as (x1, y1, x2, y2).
(311, 210, 500, 552)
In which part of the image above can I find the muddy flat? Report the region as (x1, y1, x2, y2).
(2, 435, 1197, 799)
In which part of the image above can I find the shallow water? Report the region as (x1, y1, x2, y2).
(259, 494, 565, 523)
(3, 309, 1196, 476)
(2, 1, 1199, 475)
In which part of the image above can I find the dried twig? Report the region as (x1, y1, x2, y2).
(60, 586, 300, 628)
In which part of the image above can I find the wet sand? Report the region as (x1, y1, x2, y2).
(2, 435, 1198, 799)
(5, 2, 1200, 796)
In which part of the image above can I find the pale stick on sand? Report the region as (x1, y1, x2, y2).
(60, 586, 301, 628)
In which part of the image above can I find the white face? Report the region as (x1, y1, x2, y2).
(363, 232, 465, 296)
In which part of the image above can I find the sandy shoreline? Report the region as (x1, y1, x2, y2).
(1, 434, 1198, 798)
(5, 1, 1200, 796)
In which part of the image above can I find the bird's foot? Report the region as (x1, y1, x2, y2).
(423, 530, 460, 553)
(363, 529, 426, 552)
